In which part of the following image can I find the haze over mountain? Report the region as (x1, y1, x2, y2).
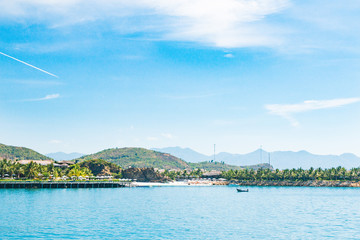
(153, 147, 360, 170)
(152, 147, 209, 163)
(46, 152, 84, 161)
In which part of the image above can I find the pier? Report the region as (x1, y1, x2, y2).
(0, 181, 132, 189)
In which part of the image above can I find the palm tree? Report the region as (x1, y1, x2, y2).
(0, 159, 11, 178)
(8, 163, 16, 179)
(25, 161, 39, 179)
(14, 163, 24, 179)
(68, 164, 93, 179)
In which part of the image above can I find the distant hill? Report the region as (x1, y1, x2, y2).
(152, 147, 208, 163)
(269, 151, 360, 170)
(153, 147, 360, 169)
(75, 147, 270, 171)
(0, 143, 51, 160)
(46, 152, 84, 161)
(189, 162, 272, 171)
(76, 147, 189, 170)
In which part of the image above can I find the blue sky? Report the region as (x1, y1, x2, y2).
(0, 0, 359, 156)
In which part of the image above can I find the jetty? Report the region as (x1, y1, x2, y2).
(0, 181, 132, 189)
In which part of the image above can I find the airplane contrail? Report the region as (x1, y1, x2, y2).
(0, 51, 58, 78)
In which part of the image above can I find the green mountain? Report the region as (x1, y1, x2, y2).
(76, 147, 189, 170)
(0, 143, 51, 160)
(76, 147, 271, 171)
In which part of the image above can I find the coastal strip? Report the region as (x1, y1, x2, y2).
(0, 181, 131, 189)
(233, 180, 360, 187)
(133, 180, 229, 187)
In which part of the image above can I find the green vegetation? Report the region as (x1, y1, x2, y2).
(0, 143, 273, 172)
(221, 167, 360, 181)
(189, 161, 242, 171)
(1, 159, 66, 180)
(3, 158, 360, 183)
(76, 147, 190, 170)
(78, 159, 122, 178)
(161, 163, 272, 180)
(0, 159, 121, 180)
(189, 162, 271, 171)
(162, 169, 204, 180)
(76, 147, 270, 171)
(0, 143, 51, 160)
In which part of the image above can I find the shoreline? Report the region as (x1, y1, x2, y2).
(132, 180, 228, 187)
(2, 180, 360, 188)
(233, 180, 360, 187)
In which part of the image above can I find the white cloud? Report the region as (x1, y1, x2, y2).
(224, 53, 234, 58)
(161, 133, 174, 139)
(265, 97, 360, 126)
(22, 93, 60, 102)
(37, 94, 60, 101)
(50, 139, 62, 144)
(147, 136, 158, 141)
(0, 0, 289, 48)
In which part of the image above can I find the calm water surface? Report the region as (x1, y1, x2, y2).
(1, 186, 360, 239)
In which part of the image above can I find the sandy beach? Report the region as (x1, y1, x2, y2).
(132, 181, 223, 187)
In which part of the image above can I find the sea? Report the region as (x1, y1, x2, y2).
(1, 186, 360, 239)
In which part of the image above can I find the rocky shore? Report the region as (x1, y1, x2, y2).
(122, 167, 169, 182)
(232, 180, 360, 187)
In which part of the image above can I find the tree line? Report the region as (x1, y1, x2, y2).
(3, 158, 360, 182)
(0, 159, 122, 180)
(221, 167, 360, 181)
(162, 169, 204, 180)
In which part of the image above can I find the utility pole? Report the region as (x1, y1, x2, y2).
(214, 144, 216, 162)
(268, 153, 271, 165)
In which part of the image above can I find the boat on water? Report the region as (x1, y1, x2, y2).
(237, 188, 249, 192)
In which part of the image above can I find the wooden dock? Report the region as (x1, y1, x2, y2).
(0, 181, 131, 189)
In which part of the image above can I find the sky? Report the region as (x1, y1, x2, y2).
(0, 0, 359, 156)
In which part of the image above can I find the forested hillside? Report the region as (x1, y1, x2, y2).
(0, 143, 51, 160)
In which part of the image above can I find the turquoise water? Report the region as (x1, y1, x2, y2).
(1, 186, 360, 239)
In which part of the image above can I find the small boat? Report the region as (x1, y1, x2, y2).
(237, 188, 249, 192)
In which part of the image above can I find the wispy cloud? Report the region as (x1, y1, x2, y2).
(0, 51, 58, 78)
(224, 53, 234, 58)
(147, 136, 158, 141)
(161, 133, 174, 139)
(39, 94, 60, 101)
(22, 94, 60, 102)
(0, 0, 289, 48)
(265, 97, 360, 126)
